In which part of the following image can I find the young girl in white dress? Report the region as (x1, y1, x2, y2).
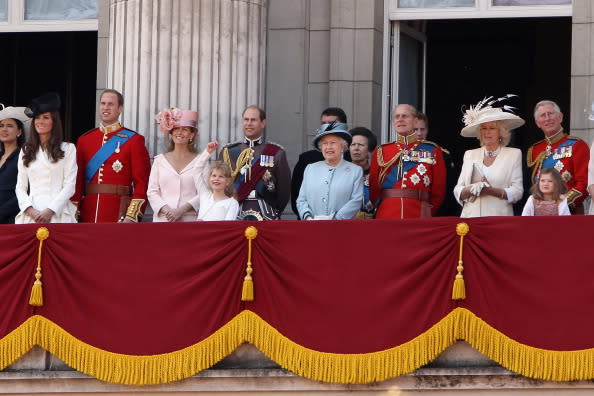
(522, 168, 570, 216)
(197, 161, 239, 221)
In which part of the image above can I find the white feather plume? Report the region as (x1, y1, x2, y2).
(462, 94, 518, 127)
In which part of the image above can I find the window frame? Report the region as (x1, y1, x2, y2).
(388, 0, 572, 20)
(0, 0, 98, 32)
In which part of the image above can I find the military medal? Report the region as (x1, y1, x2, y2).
(112, 160, 123, 173)
(115, 142, 121, 154)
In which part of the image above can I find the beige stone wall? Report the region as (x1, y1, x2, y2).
(265, 0, 384, 169)
(571, 0, 594, 145)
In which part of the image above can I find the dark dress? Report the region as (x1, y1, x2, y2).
(0, 149, 20, 224)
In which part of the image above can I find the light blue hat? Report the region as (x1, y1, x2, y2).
(312, 122, 351, 150)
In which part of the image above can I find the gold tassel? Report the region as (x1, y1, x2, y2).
(29, 227, 50, 307)
(452, 222, 469, 300)
(242, 226, 258, 301)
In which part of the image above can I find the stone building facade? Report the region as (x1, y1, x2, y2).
(1, 0, 594, 393)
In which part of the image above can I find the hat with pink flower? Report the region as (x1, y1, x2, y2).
(155, 108, 198, 134)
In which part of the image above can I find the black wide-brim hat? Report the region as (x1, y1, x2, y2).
(25, 92, 61, 117)
(312, 122, 352, 150)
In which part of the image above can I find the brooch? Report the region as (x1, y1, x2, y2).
(112, 160, 123, 173)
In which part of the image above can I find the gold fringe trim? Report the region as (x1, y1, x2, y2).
(244, 309, 458, 384)
(29, 227, 50, 306)
(0, 315, 245, 385)
(1, 309, 594, 385)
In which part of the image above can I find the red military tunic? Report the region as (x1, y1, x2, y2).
(369, 134, 446, 219)
(72, 123, 151, 222)
(527, 131, 589, 209)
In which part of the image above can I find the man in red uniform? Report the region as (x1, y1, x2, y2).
(72, 89, 150, 222)
(369, 104, 446, 219)
(527, 100, 589, 214)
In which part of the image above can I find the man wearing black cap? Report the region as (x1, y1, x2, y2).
(219, 105, 291, 220)
(72, 89, 150, 222)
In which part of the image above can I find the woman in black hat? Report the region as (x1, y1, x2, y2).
(14, 93, 77, 224)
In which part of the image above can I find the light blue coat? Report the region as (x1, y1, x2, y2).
(296, 160, 363, 220)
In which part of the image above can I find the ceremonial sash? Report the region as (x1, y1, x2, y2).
(235, 144, 280, 202)
(381, 142, 437, 190)
(85, 129, 135, 184)
(532, 139, 576, 183)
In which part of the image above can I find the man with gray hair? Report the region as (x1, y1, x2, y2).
(369, 104, 446, 219)
(527, 100, 589, 213)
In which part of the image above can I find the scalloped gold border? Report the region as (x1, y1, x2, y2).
(1, 309, 593, 385)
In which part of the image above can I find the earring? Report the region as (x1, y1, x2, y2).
(189, 138, 193, 143)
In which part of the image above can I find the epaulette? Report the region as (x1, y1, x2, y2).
(80, 128, 97, 137)
(529, 138, 546, 147)
(221, 140, 243, 149)
(80, 127, 138, 137)
(266, 141, 285, 150)
(566, 135, 584, 141)
(419, 139, 440, 148)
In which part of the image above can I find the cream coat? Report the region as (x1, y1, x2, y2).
(15, 142, 77, 224)
(454, 146, 523, 218)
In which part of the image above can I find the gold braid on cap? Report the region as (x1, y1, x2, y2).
(125, 199, 145, 222)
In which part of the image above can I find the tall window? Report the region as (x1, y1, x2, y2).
(390, 0, 571, 18)
(0, 0, 97, 31)
(0, 0, 7, 21)
(25, 0, 97, 20)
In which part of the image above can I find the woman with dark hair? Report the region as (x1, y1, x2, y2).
(15, 93, 77, 224)
(0, 107, 29, 223)
(349, 126, 378, 219)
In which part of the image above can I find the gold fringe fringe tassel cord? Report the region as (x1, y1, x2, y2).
(29, 227, 50, 306)
(452, 222, 469, 300)
(242, 226, 258, 301)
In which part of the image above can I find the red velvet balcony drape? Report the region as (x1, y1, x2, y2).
(0, 217, 593, 385)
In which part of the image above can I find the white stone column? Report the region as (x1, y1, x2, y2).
(101, 0, 267, 156)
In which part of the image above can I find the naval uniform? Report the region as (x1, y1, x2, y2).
(526, 130, 589, 212)
(369, 133, 446, 219)
(219, 136, 291, 220)
(72, 122, 151, 222)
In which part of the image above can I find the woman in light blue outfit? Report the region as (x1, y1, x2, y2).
(297, 122, 363, 220)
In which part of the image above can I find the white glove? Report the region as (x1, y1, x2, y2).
(469, 181, 488, 196)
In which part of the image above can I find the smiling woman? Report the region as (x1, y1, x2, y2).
(454, 96, 525, 218)
(148, 108, 218, 222)
(15, 92, 77, 224)
(296, 122, 363, 220)
(0, 106, 28, 224)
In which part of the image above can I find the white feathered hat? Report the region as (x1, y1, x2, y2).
(461, 95, 525, 137)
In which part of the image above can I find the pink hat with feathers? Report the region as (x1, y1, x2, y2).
(155, 108, 198, 134)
